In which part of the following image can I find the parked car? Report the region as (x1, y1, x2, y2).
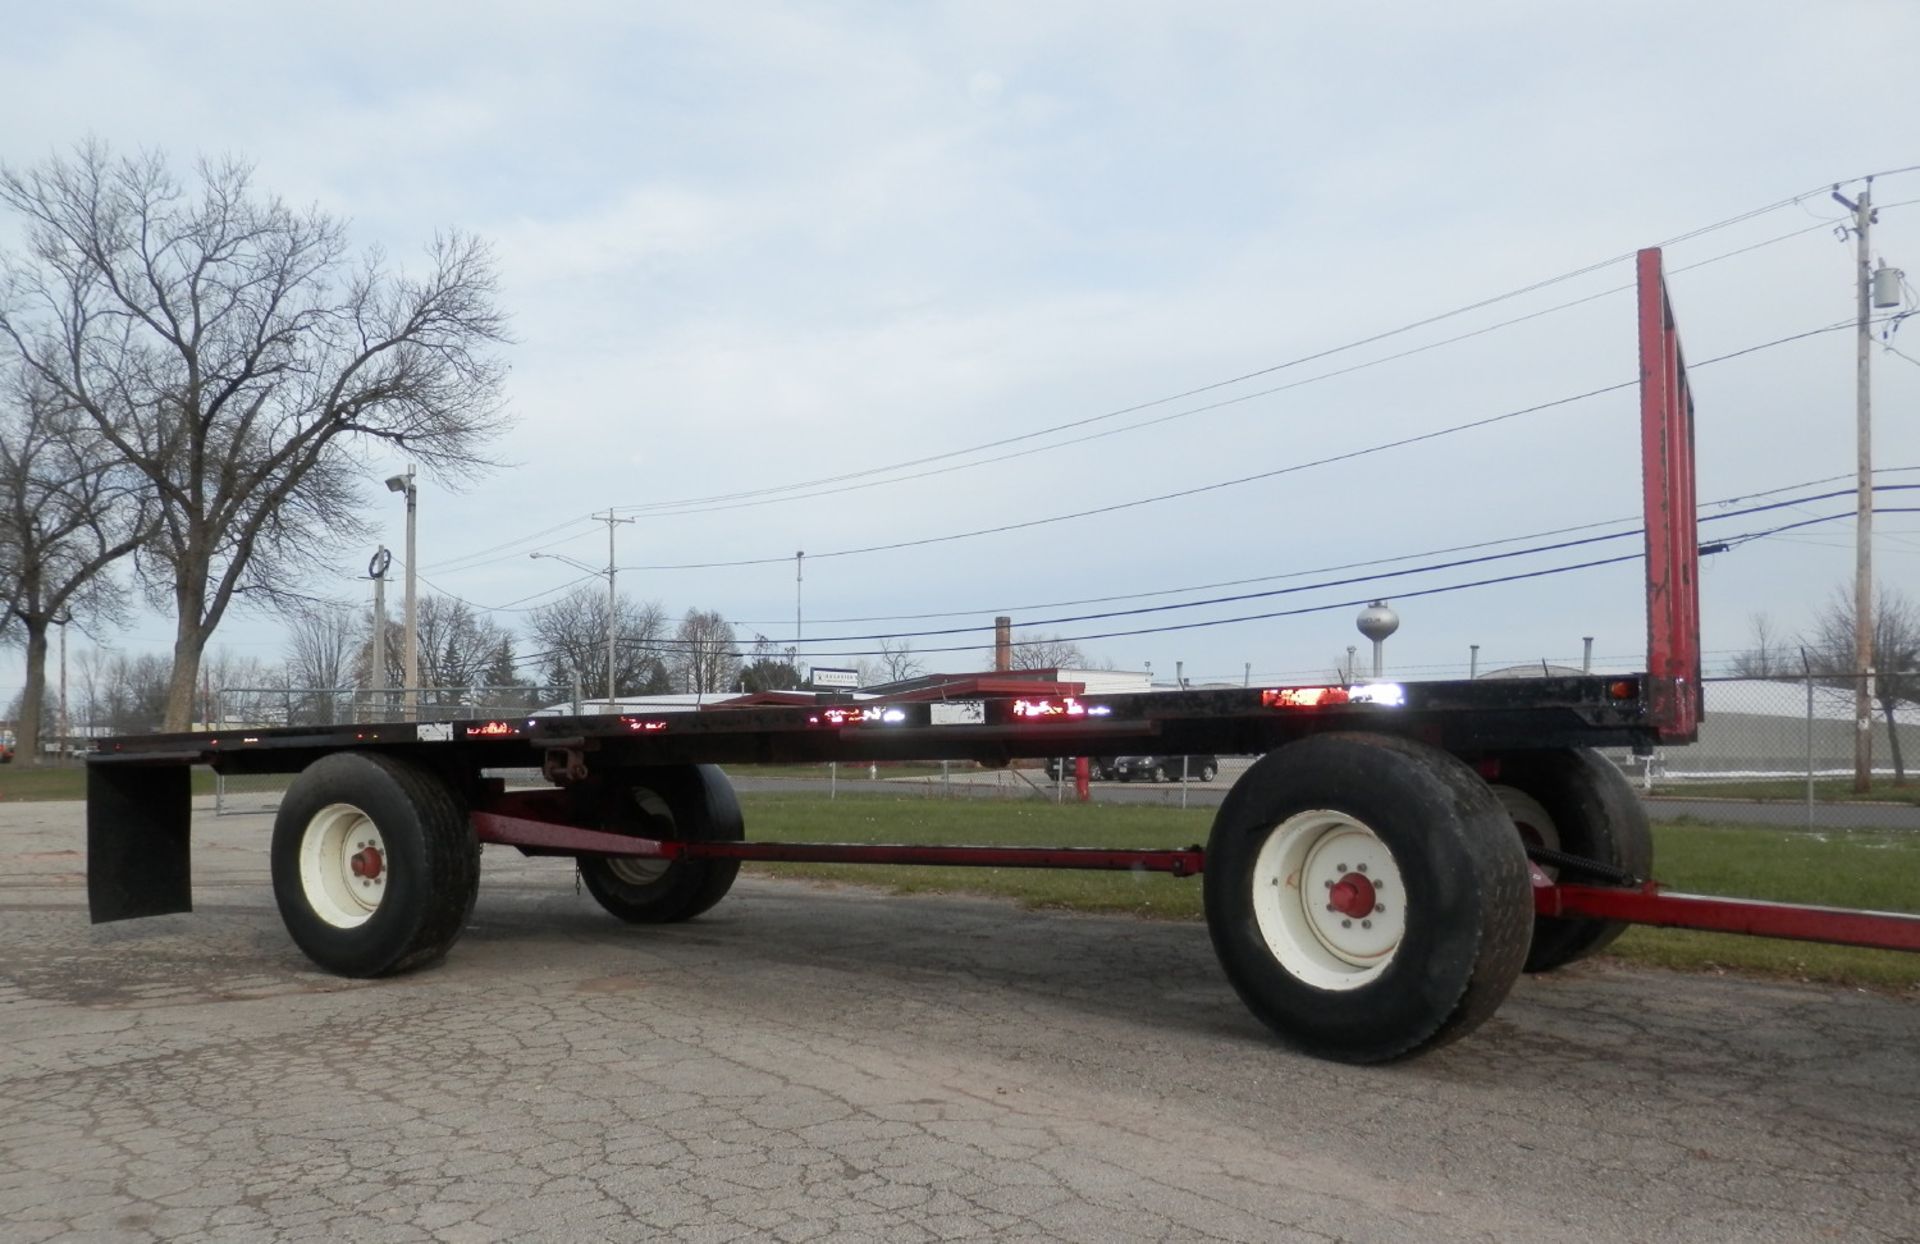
(1109, 754, 1219, 783)
(1043, 756, 1114, 782)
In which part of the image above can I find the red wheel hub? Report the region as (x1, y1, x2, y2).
(1328, 872, 1377, 920)
(349, 846, 384, 880)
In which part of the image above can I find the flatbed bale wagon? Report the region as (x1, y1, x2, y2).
(85, 250, 1920, 1063)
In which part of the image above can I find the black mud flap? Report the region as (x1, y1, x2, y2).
(87, 762, 193, 922)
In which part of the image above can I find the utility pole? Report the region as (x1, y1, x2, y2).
(1834, 181, 1876, 792)
(532, 515, 633, 707)
(795, 551, 805, 674)
(596, 510, 635, 705)
(57, 618, 67, 759)
(370, 547, 390, 721)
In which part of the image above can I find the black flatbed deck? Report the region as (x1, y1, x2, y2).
(89, 675, 1665, 774)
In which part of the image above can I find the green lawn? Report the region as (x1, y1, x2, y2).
(737, 793, 1920, 990)
(0, 765, 266, 801)
(1656, 776, 1920, 805)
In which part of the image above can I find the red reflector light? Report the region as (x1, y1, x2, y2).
(465, 720, 520, 738)
(1014, 697, 1093, 718)
(1262, 687, 1351, 709)
(1609, 680, 1637, 700)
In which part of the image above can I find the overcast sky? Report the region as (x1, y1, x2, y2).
(4, 1, 1919, 699)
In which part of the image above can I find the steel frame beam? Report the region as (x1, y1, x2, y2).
(475, 808, 1914, 949)
(1537, 879, 1920, 953)
(472, 809, 1205, 874)
(1639, 246, 1703, 741)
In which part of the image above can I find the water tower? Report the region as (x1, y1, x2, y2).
(1356, 601, 1399, 679)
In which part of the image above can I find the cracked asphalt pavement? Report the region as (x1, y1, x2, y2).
(3, 797, 1917, 1243)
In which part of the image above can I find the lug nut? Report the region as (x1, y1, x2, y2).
(1336, 863, 1348, 873)
(1357, 863, 1368, 873)
(1362, 920, 1372, 929)
(1324, 879, 1335, 889)
(1375, 903, 1385, 913)
(1341, 919, 1352, 929)
(1326, 904, 1336, 912)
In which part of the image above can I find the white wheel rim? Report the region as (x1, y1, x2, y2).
(604, 788, 674, 885)
(1493, 786, 1560, 877)
(607, 856, 671, 885)
(1251, 810, 1406, 991)
(299, 803, 387, 928)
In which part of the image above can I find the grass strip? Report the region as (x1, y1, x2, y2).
(737, 793, 1920, 990)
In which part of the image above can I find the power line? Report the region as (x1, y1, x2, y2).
(505, 499, 1912, 672)
(702, 488, 1920, 648)
(421, 174, 1920, 581)
(618, 318, 1866, 573)
(600, 215, 1860, 526)
(731, 467, 1920, 627)
(413, 572, 600, 615)
(419, 515, 603, 577)
(602, 176, 1868, 520)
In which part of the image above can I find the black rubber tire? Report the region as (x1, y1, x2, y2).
(1200, 762, 1219, 783)
(1204, 733, 1533, 1063)
(271, 752, 480, 978)
(1493, 748, 1654, 973)
(576, 764, 744, 923)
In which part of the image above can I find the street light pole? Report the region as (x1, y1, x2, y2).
(385, 468, 418, 720)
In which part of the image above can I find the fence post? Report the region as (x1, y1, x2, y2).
(1802, 647, 1815, 833)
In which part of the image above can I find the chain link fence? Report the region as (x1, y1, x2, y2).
(1618, 674, 1920, 830)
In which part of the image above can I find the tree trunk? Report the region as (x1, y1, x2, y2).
(16, 621, 48, 767)
(1882, 695, 1906, 786)
(164, 579, 207, 730)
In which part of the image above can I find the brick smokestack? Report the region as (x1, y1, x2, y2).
(994, 616, 1012, 672)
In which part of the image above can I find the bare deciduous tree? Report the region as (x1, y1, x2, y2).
(1803, 585, 1920, 785)
(1730, 611, 1789, 680)
(73, 648, 176, 735)
(735, 633, 802, 693)
(526, 587, 669, 699)
(414, 595, 519, 697)
(0, 373, 149, 761)
(282, 603, 358, 723)
(200, 648, 277, 724)
(0, 142, 511, 728)
(284, 604, 359, 691)
(671, 609, 739, 696)
(1007, 631, 1086, 671)
(876, 636, 924, 684)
